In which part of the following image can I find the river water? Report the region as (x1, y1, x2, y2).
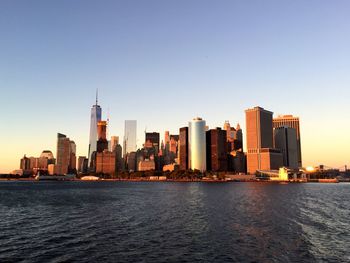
(0, 181, 349, 262)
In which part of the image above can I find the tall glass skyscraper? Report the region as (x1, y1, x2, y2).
(189, 117, 206, 172)
(123, 120, 137, 157)
(88, 95, 102, 166)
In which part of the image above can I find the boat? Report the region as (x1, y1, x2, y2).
(35, 173, 76, 181)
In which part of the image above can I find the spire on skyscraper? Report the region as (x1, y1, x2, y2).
(96, 88, 98, 105)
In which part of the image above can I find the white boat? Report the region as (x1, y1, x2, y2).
(35, 173, 76, 181)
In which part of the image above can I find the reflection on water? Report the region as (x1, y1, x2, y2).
(0, 182, 349, 262)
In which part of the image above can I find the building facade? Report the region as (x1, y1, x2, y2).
(179, 127, 189, 170)
(124, 120, 137, 157)
(274, 126, 298, 169)
(246, 107, 283, 174)
(189, 117, 207, 172)
(273, 115, 302, 167)
(206, 128, 227, 171)
(88, 96, 102, 167)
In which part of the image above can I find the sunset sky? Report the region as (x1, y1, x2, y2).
(0, 0, 349, 173)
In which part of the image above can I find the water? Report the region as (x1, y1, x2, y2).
(0, 182, 349, 262)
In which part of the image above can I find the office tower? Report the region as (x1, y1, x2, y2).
(88, 93, 102, 166)
(145, 132, 160, 152)
(245, 107, 283, 174)
(169, 135, 179, 154)
(179, 127, 189, 170)
(189, 117, 207, 172)
(206, 128, 227, 171)
(69, 141, 77, 172)
(164, 131, 170, 145)
(274, 127, 298, 169)
(124, 120, 137, 157)
(78, 156, 88, 174)
(273, 115, 302, 167)
(126, 152, 137, 172)
(97, 121, 108, 153)
(20, 155, 30, 171)
(110, 136, 119, 152)
(56, 133, 71, 175)
(96, 150, 116, 175)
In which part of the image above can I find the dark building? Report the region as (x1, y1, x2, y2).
(97, 121, 108, 153)
(179, 127, 189, 170)
(145, 132, 160, 152)
(206, 128, 228, 171)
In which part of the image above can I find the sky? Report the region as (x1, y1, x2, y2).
(0, 0, 349, 173)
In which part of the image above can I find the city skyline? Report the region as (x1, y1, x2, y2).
(1, 1, 350, 172)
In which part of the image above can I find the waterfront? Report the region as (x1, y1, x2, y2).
(0, 182, 349, 262)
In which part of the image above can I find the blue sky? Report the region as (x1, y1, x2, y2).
(0, 0, 350, 172)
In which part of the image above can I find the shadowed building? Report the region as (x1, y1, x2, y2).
(145, 132, 160, 153)
(206, 128, 227, 171)
(246, 107, 283, 174)
(56, 133, 71, 175)
(78, 156, 88, 174)
(274, 126, 298, 169)
(96, 150, 116, 175)
(179, 127, 189, 170)
(273, 115, 302, 167)
(97, 121, 108, 153)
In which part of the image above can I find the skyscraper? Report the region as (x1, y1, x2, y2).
(273, 115, 302, 167)
(56, 133, 71, 175)
(274, 126, 298, 169)
(88, 92, 102, 166)
(110, 136, 119, 152)
(124, 120, 137, 157)
(189, 117, 207, 172)
(246, 107, 283, 174)
(97, 121, 108, 153)
(145, 132, 160, 152)
(206, 128, 227, 171)
(179, 127, 189, 170)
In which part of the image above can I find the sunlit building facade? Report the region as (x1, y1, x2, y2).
(189, 117, 207, 172)
(124, 120, 137, 157)
(88, 96, 102, 166)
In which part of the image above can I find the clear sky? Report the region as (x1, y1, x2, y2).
(0, 0, 349, 173)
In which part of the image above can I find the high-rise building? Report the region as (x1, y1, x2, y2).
(69, 141, 77, 172)
(97, 121, 108, 153)
(96, 150, 116, 175)
(124, 120, 137, 157)
(164, 131, 170, 145)
(77, 156, 88, 174)
(274, 127, 298, 169)
(273, 115, 302, 167)
(56, 133, 71, 175)
(88, 92, 102, 166)
(206, 128, 227, 171)
(145, 132, 160, 152)
(189, 117, 207, 172)
(246, 107, 283, 174)
(20, 155, 30, 171)
(110, 136, 119, 152)
(179, 127, 189, 170)
(169, 135, 179, 155)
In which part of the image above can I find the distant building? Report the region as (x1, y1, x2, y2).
(179, 127, 189, 170)
(56, 133, 71, 175)
(69, 141, 76, 173)
(96, 150, 116, 175)
(110, 136, 119, 152)
(246, 107, 283, 174)
(124, 120, 137, 157)
(20, 155, 30, 171)
(126, 152, 137, 172)
(40, 150, 55, 164)
(169, 135, 179, 155)
(189, 117, 207, 172)
(77, 156, 88, 174)
(206, 128, 227, 171)
(274, 126, 298, 169)
(138, 159, 155, 171)
(273, 115, 302, 167)
(145, 132, 160, 152)
(88, 92, 102, 167)
(97, 121, 109, 153)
